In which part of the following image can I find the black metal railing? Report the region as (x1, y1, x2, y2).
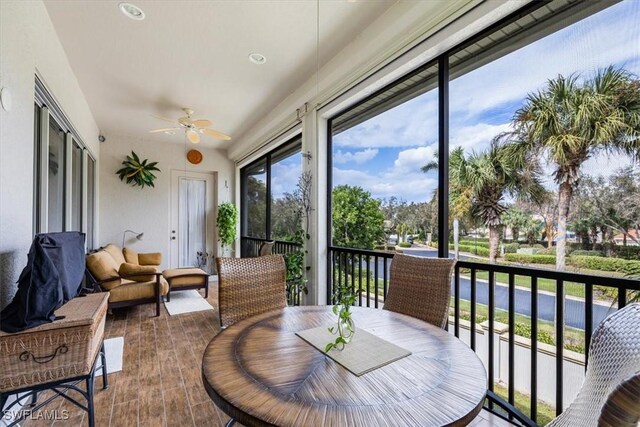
(240, 236, 303, 258)
(328, 246, 640, 426)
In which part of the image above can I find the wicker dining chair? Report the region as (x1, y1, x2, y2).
(598, 372, 640, 427)
(383, 254, 456, 329)
(215, 254, 286, 328)
(546, 303, 640, 427)
(258, 240, 275, 256)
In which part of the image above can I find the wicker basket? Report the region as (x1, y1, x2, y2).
(0, 293, 108, 393)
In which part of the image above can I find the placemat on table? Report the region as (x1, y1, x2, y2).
(296, 326, 411, 376)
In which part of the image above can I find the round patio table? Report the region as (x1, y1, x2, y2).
(202, 306, 487, 427)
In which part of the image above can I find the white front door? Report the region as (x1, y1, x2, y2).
(170, 170, 217, 268)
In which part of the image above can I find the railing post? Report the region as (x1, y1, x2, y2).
(454, 266, 460, 337)
(556, 279, 564, 416)
(437, 55, 449, 259)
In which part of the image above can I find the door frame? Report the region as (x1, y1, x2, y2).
(169, 170, 218, 268)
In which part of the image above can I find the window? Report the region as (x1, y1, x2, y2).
(329, 62, 439, 250)
(242, 159, 268, 239)
(240, 135, 302, 254)
(270, 144, 303, 241)
(47, 116, 65, 232)
(34, 78, 97, 248)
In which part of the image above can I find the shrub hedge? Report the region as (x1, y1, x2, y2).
(570, 255, 640, 276)
(570, 250, 602, 257)
(449, 243, 491, 257)
(503, 243, 520, 254)
(504, 253, 556, 264)
(513, 323, 554, 346)
(398, 242, 412, 248)
(459, 239, 491, 249)
(614, 246, 640, 260)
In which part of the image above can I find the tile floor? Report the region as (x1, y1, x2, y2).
(19, 282, 512, 427)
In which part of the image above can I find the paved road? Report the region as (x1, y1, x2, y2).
(372, 247, 615, 330)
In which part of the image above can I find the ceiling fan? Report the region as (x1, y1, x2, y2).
(149, 108, 231, 143)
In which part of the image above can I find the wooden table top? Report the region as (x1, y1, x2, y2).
(202, 306, 487, 427)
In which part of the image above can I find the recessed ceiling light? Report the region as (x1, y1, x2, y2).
(119, 3, 145, 21)
(248, 53, 267, 65)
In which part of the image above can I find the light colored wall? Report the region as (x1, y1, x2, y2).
(98, 135, 234, 269)
(0, 0, 100, 309)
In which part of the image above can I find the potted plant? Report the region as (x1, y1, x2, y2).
(217, 202, 238, 256)
(116, 151, 160, 188)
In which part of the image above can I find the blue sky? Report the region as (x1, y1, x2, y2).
(331, 0, 640, 203)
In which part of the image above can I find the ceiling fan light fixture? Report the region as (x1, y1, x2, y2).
(248, 53, 267, 65)
(186, 129, 200, 144)
(119, 3, 145, 20)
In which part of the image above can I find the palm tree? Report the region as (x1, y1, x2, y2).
(423, 142, 544, 262)
(510, 67, 640, 270)
(502, 206, 532, 242)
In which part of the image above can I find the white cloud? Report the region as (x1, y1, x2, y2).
(270, 162, 301, 198)
(334, 148, 379, 164)
(393, 146, 436, 170)
(333, 91, 439, 149)
(333, 167, 437, 201)
(583, 154, 634, 177)
(450, 122, 513, 152)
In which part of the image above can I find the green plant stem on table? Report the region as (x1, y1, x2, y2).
(325, 283, 357, 352)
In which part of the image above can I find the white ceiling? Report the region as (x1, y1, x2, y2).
(43, 0, 395, 148)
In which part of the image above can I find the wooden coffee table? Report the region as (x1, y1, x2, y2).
(202, 306, 487, 426)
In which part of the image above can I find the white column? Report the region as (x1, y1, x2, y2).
(302, 107, 328, 305)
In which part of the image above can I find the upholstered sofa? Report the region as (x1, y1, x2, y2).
(85, 244, 168, 316)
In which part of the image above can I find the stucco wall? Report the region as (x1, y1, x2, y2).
(98, 135, 234, 269)
(0, 0, 100, 309)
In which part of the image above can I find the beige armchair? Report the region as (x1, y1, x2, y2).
(86, 244, 168, 316)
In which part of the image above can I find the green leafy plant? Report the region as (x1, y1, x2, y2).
(217, 202, 238, 255)
(282, 172, 312, 306)
(325, 282, 357, 352)
(116, 151, 160, 188)
(283, 246, 308, 306)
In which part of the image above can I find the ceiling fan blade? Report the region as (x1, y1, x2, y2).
(149, 127, 179, 133)
(151, 115, 177, 124)
(187, 129, 200, 144)
(203, 128, 231, 141)
(192, 119, 212, 128)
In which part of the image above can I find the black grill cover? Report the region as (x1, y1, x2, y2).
(0, 232, 86, 333)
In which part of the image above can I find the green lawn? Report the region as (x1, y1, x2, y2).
(493, 382, 556, 426)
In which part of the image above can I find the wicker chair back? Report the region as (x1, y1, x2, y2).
(548, 303, 640, 426)
(383, 254, 456, 329)
(216, 255, 286, 328)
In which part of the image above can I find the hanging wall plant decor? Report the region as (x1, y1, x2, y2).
(116, 151, 160, 188)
